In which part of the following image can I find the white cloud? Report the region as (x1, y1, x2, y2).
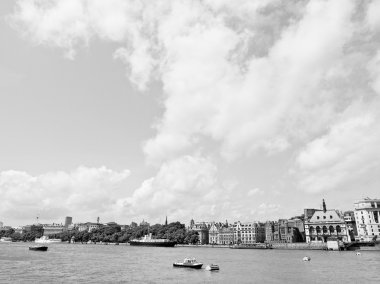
(0, 166, 130, 224)
(295, 100, 380, 193)
(247, 188, 263, 196)
(120, 155, 224, 221)
(7, 0, 380, 210)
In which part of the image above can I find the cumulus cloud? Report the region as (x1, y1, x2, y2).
(295, 99, 380, 193)
(247, 188, 263, 196)
(7, 0, 380, 207)
(119, 155, 227, 221)
(0, 166, 130, 224)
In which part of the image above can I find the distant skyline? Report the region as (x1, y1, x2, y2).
(1, 0, 380, 226)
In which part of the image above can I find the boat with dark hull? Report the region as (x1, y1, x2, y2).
(173, 258, 203, 269)
(29, 246, 48, 251)
(129, 233, 176, 247)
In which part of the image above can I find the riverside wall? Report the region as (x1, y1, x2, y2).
(176, 243, 328, 250)
(270, 242, 327, 250)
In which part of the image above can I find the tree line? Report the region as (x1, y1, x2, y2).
(0, 225, 43, 242)
(51, 222, 200, 244)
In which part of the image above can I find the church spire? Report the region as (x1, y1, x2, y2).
(165, 216, 168, 226)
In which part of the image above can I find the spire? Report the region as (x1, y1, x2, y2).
(165, 216, 168, 226)
(322, 199, 326, 213)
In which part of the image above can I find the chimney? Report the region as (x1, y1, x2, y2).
(322, 199, 327, 213)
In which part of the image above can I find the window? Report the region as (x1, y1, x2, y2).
(323, 216, 326, 219)
(330, 215, 333, 219)
(317, 216, 320, 220)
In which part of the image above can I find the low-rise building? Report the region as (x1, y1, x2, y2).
(354, 198, 380, 241)
(304, 199, 351, 243)
(43, 224, 64, 236)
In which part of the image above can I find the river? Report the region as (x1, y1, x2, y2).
(0, 242, 379, 283)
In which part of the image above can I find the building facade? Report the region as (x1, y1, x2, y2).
(354, 198, 380, 241)
(304, 200, 351, 243)
(64, 217, 73, 228)
(265, 219, 304, 243)
(218, 226, 234, 245)
(77, 222, 102, 232)
(233, 221, 265, 244)
(208, 222, 220, 244)
(188, 219, 211, 244)
(343, 211, 357, 241)
(43, 224, 64, 236)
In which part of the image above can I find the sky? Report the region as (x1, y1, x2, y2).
(0, 0, 379, 227)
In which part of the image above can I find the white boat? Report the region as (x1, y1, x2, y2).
(35, 236, 62, 243)
(0, 237, 12, 243)
(205, 264, 219, 271)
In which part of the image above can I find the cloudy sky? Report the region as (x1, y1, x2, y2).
(1, 0, 379, 227)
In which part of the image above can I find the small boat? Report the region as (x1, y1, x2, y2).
(0, 237, 13, 243)
(302, 256, 311, 261)
(29, 246, 48, 251)
(205, 264, 219, 271)
(173, 258, 203, 269)
(35, 236, 61, 243)
(130, 233, 176, 247)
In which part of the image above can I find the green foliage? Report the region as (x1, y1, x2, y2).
(2, 222, 197, 245)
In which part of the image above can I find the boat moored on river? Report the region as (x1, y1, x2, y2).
(129, 233, 176, 247)
(35, 236, 62, 244)
(0, 237, 12, 243)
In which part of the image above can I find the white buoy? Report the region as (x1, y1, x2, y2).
(303, 256, 311, 261)
(356, 252, 361, 255)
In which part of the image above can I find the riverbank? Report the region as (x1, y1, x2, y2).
(176, 243, 328, 250)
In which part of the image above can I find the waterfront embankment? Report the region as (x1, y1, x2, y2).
(176, 243, 328, 250)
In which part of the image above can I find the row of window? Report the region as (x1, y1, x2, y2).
(316, 215, 333, 220)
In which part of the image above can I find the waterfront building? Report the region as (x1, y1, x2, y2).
(208, 222, 220, 244)
(188, 219, 211, 244)
(265, 219, 304, 243)
(43, 224, 64, 236)
(233, 221, 265, 244)
(77, 222, 102, 232)
(265, 221, 275, 242)
(354, 197, 380, 241)
(343, 211, 357, 241)
(304, 199, 351, 243)
(218, 226, 234, 245)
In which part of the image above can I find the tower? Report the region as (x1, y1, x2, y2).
(165, 216, 168, 226)
(322, 199, 327, 213)
(64, 216, 72, 228)
(97, 217, 100, 224)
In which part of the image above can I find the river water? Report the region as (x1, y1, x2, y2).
(0, 242, 379, 283)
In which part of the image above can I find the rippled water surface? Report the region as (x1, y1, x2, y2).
(1, 242, 379, 283)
